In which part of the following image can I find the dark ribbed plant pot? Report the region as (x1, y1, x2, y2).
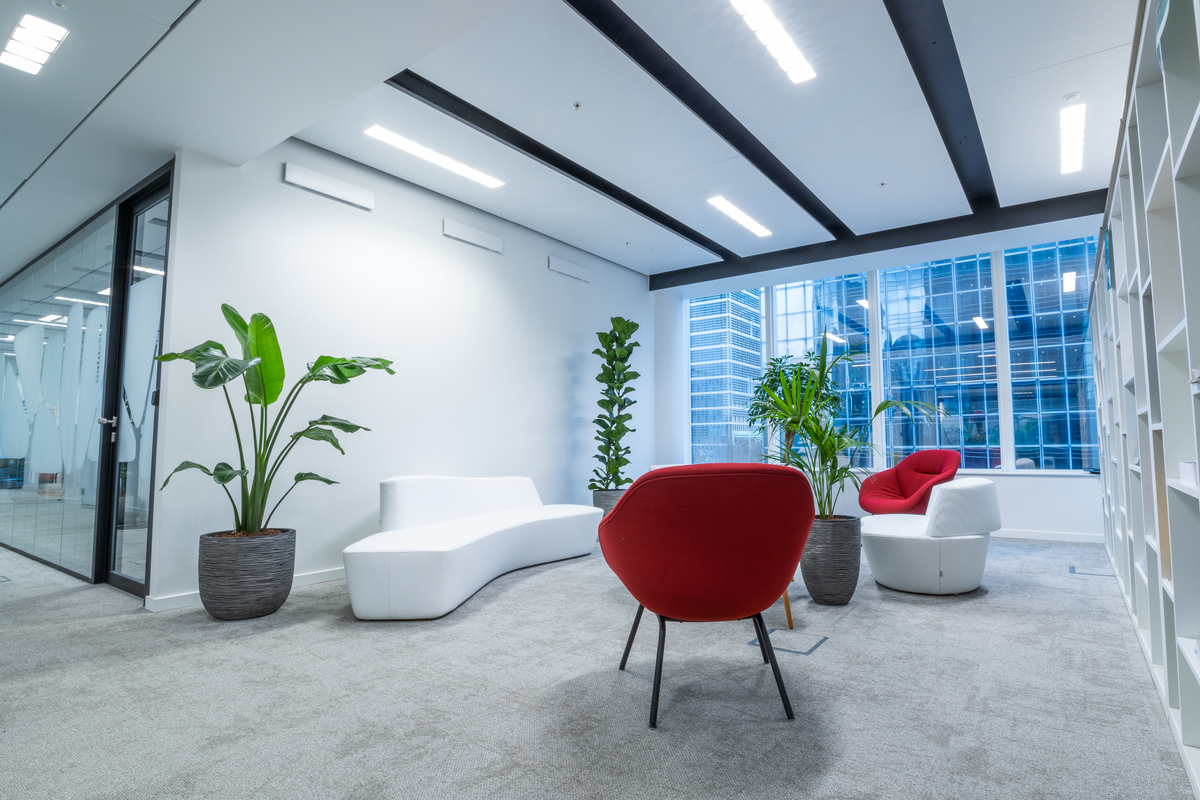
(800, 516, 862, 606)
(592, 489, 627, 518)
(198, 529, 296, 621)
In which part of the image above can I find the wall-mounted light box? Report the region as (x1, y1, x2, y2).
(282, 162, 374, 210)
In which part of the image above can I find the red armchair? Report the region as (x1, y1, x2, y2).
(858, 450, 960, 515)
(598, 463, 815, 727)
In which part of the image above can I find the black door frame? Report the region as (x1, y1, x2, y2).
(90, 165, 173, 596)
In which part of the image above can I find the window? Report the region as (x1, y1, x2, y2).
(1005, 238, 1098, 469)
(775, 274, 872, 466)
(880, 254, 1001, 468)
(689, 290, 764, 463)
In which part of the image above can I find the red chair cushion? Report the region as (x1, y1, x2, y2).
(859, 450, 960, 515)
(598, 463, 815, 622)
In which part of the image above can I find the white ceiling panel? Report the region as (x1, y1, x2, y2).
(946, 0, 1137, 90)
(613, 0, 970, 232)
(773, 104, 972, 233)
(970, 46, 1131, 207)
(297, 84, 716, 273)
(0, 0, 188, 181)
(946, 0, 1137, 206)
(409, 0, 832, 254)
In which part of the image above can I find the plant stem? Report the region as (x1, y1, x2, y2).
(263, 479, 299, 529)
(222, 386, 249, 531)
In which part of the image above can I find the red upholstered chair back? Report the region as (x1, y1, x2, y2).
(894, 450, 961, 499)
(598, 463, 815, 623)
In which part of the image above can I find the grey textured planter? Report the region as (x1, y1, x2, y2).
(592, 489, 627, 518)
(198, 529, 296, 621)
(800, 516, 862, 606)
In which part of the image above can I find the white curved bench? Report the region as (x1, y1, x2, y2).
(343, 476, 601, 619)
(861, 477, 1000, 595)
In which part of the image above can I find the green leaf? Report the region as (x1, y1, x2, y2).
(212, 462, 248, 485)
(157, 340, 227, 364)
(160, 461, 213, 490)
(295, 472, 338, 485)
(308, 415, 370, 433)
(293, 426, 344, 454)
(244, 312, 285, 405)
(222, 305, 250, 357)
(307, 356, 395, 384)
(192, 348, 261, 390)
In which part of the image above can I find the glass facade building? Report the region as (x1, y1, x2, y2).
(688, 290, 763, 464)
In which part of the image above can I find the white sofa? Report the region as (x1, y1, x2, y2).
(342, 476, 601, 620)
(860, 477, 1001, 595)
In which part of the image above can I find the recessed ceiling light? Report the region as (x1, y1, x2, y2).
(98, 287, 111, 296)
(1060, 103, 1086, 174)
(1, 15, 67, 75)
(55, 295, 108, 307)
(825, 332, 846, 343)
(39, 314, 62, 322)
(707, 196, 771, 237)
(730, 0, 815, 83)
(856, 299, 869, 309)
(133, 265, 165, 275)
(1062, 271, 1077, 292)
(365, 125, 504, 188)
(973, 316, 989, 329)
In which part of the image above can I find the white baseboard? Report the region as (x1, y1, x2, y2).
(143, 566, 346, 612)
(992, 528, 1104, 544)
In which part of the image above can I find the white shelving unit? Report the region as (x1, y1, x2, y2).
(1091, 2, 1200, 796)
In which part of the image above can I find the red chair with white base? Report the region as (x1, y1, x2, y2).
(598, 463, 815, 728)
(858, 449, 960, 515)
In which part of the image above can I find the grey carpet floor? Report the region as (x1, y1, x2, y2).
(0, 539, 1192, 800)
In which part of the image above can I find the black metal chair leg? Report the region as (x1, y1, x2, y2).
(619, 604, 644, 671)
(751, 615, 769, 663)
(649, 614, 666, 728)
(754, 613, 794, 720)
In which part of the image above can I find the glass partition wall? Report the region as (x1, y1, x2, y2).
(688, 236, 1099, 472)
(0, 168, 170, 593)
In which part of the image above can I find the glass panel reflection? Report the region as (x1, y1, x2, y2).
(0, 208, 116, 578)
(111, 197, 169, 582)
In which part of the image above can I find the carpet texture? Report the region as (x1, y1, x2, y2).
(0, 539, 1191, 800)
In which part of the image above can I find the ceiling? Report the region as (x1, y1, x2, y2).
(299, 0, 1137, 278)
(0, 0, 1139, 286)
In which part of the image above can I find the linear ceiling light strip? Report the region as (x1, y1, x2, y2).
(648, 189, 1107, 290)
(881, 0, 999, 213)
(560, 0, 853, 241)
(386, 70, 739, 261)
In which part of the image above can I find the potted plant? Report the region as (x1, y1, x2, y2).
(157, 304, 393, 620)
(749, 335, 936, 605)
(588, 316, 640, 516)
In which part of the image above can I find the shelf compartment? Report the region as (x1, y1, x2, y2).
(1179, 638, 1200, 747)
(1162, 0, 1200, 171)
(1167, 591, 1181, 709)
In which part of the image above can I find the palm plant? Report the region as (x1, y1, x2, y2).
(750, 335, 938, 519)
(156, 304, 394, 534)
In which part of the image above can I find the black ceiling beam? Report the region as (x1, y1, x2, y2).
(387, 70, 739, 262)
(649, 189, 1106, 290)
(561, 0, 854, 241)
(882, 0, 999, 213)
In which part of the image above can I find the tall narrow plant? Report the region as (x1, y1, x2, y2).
(588, 316, 640, 491)
(749, 335, 938, 518)
(157, 304, 394, 534)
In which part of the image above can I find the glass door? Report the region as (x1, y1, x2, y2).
(99, 188, 169, 593)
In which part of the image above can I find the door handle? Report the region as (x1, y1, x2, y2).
(98, 416, 118, 426)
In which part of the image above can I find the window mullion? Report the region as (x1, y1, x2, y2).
(992, 249, 1016, 471)
(867, 270, 885, 468)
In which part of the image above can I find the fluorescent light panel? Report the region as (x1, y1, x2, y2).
(38, 314, 62, 322)
(1060, 104, 1086, 174)
(730, 0, 815, 83)
(98, 287, 111, 296)
(55, 296, 108, 307)
(133, 265, 164, 275)
(707, 196, 771, 237)
(973, 316, 989, 329)
(856, 299, 869, 309)
(825, 332, 846, 343)
(14, 318, 66, 327)
(2, 15, 67, 75)
(1062, 271, 1077, 292)
(365, 125, 504, 188)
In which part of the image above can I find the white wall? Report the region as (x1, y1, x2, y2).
(147, 139, 654, 609)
